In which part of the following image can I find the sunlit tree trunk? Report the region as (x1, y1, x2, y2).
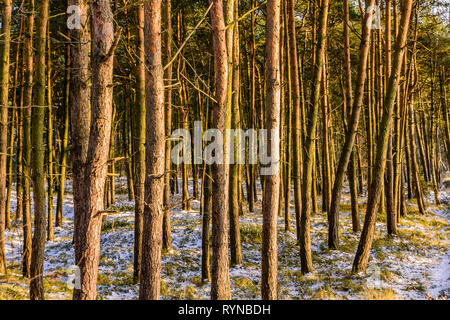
(0, 0, 12, 275)
(73, 0, 116, 300)
(209, 0, 231, 300)
(328, 0, 375, 249)
(30, 0, 49, 300)
(300, 0, 329, 274)
(261, 0, 280, 299)
(353, 0, 413, 273)
(70, 0, 91, 297)
(139, 0, 166, 300)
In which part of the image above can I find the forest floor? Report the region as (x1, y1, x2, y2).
(1, 175, 449, 300)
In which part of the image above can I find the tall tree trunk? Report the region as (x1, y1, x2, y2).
(202, 165, 212, 282)
(287, 0, 302, 240)
(282, 0, 292, 232)
(0, 0, 12, 274)
(70, 0, 91, 297)
(209, 0, 230, 300)
(15, 15, 25, 224)
(46, 24, 54, 241)
(7, 13, 24, 228)
(407, 60, 426, 214)
(133, 2, 146, 283)
(328, 0, 375, 250)
(342, 0, 360, 233)
(162, 0, 173, 252)
(229, 0, 242, 267)
(73, 0, 116, 300)
(300, 0, 329, 274)
(22, 0, 34, 278)
(56, 36, 70, 227)
(261, 0, 281, 299)
(321, 55, 332, 214)
(139, 0, 166, 300)
(405, 7, 425, 215)
(353, 0, 413, 273)
(385, 0, 397, 235)
(30, 0, 49, 300)
(248, 0, 256, 213)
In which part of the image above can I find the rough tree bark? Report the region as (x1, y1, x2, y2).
(209, 0, 231, 300)
(261, 0, 281, 300)
(139, 0, 166, 300)
(73, 0, 116, 300)
(70, 0, 91, 297)
(30, 0, 49, 300)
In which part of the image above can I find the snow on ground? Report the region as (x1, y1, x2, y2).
(1, 175, 449, 300)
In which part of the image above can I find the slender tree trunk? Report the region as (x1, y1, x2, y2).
(407, 80, 426, 214)
(70, 0, 91, 297)
(15, 17, 25, 224)
(22, 0, 34, 278)
(123, 98, 134, 201)
(73, 0, 116, 300)
(287, 0, 302, 240)
(342, 0, 360, 233)
(321, 55, 332, 214)
(5, 82, 15, 230)
(0, 0, 12, 274)
(30, 0, 49, 300)
(139, 0, 166, 300)
(353, 0, 413, 273)
(248, 0, 256, 213)
(299, 0, 329, 274)
(261, 0, 280, 300)
(7, 14, 24, 228)
(229, 0, 242, 266)
(209, 0, 231, 300)
(46, 25, 54, 241)
(406, 10, 426, 215)
(384, 0, 397, 235)
(162, 0, 173, 252)
(108, 121, 115, 206)
(328, 0, 375, 249)
(56, 37, 70, 227)
(282, 0, 292, 232)
(133, 2, 146, 283)
(202, 165, 212, 282)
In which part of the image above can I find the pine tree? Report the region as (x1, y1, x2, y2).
(139, 0, 166, 300)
